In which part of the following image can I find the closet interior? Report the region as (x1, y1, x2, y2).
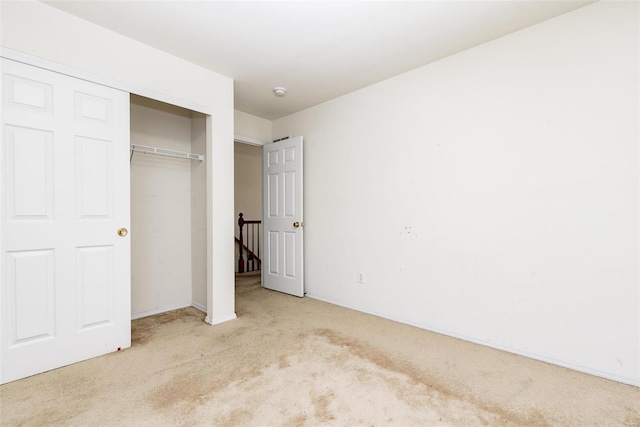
(129, 95, 207, 319)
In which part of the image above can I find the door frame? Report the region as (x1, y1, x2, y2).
(0, 48, 232, 327)
(234, 134, 267, 147)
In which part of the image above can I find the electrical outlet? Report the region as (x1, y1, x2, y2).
(358, 272, 365, 283)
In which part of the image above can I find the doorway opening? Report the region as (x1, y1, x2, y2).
(234, 140, 263, 286)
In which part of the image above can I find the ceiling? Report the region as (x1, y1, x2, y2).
(45, 1, 594, 120)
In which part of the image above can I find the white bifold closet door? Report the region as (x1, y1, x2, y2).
(0, 58, 131, 384)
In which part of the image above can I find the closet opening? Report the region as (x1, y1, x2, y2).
(130, 95, 207, 319)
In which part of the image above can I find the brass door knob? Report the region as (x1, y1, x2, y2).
(117, 228, 128, 237)
(293, 222, 300, 228)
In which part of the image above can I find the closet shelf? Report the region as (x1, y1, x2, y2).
(130, 144, 204, 161)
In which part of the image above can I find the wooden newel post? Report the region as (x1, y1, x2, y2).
(238, 213, 245, 273)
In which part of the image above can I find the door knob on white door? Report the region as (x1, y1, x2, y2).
(117, 228, 128, 237)
(293, 222, 300, 228)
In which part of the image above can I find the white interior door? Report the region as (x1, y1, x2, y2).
(262, 136, 304, 297)
(1, 59, 131, 384)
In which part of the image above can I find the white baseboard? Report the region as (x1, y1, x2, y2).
(191, 302, 206, 314)
(131, 302, 231, 326)
(204, 313, 237, 325)
(306, 293, 640, 388)
(131, 303, 193, 320)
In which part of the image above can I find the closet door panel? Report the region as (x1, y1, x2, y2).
(75, 135, 113, 220)
(0, 58, 131, 384)
(76, 246, 114, 330)
(3, 125, 54, 220)
(5, 249, 56, 344)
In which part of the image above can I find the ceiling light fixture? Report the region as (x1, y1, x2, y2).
(273, 87, 287, 97)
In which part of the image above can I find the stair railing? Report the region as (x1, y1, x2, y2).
(237, 212, 262, 273)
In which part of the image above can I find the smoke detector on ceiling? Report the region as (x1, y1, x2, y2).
(273, 87, 287, 97)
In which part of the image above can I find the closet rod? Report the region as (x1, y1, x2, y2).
(130, 144, 204, 162)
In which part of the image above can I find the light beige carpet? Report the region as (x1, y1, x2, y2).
(1, 272, 639, 426)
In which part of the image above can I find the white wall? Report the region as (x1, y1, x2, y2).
(235, 110, 272, 143)
(0, 0, 236, 324)
(273, 1, 640, 386)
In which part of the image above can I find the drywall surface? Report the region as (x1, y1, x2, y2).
(273, 1, 640, 385)
(1, 1, 235, 324)
(235, 110, 272, 143)
(130, 97, 193, 317)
